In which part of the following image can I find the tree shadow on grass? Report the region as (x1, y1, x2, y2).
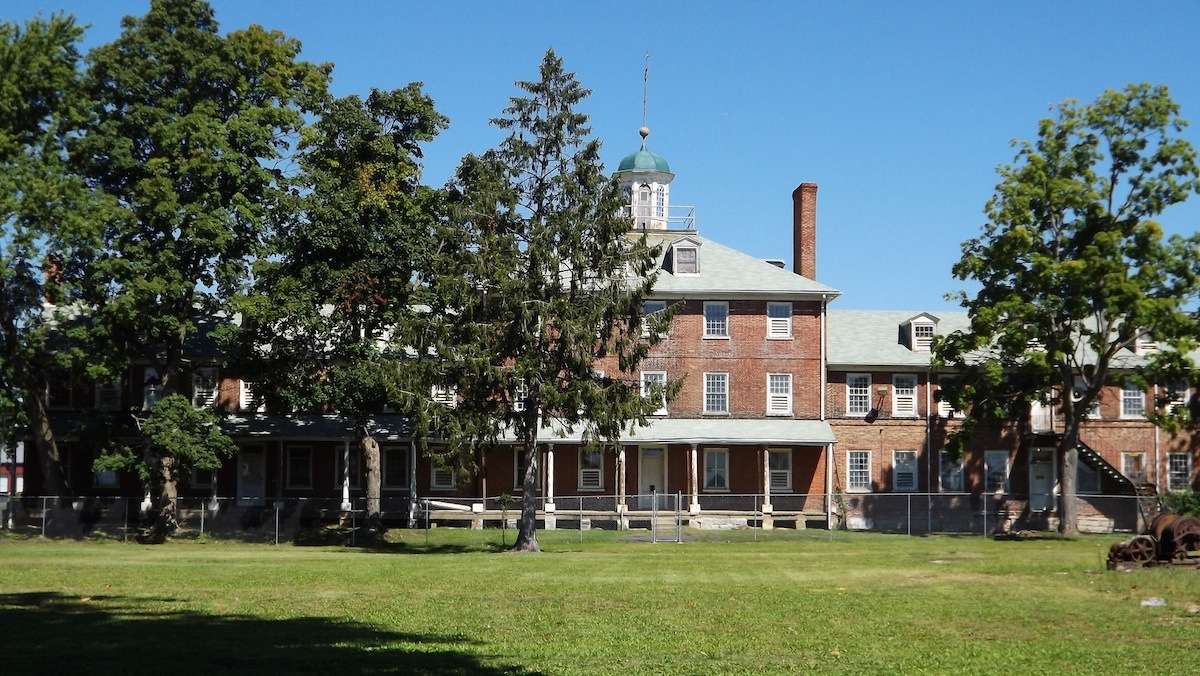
(0, 592, 535, 675)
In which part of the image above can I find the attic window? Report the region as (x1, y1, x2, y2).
(1134, 336, 1158, 355)
(911, 322, 934, 351)
(674, 245, 699, 274)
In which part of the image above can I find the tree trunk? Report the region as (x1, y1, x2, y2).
(360, 425, 383, 536)
(512, 441, 540, 552)
(25, 385, 68, 498)
(142, 449, 177, 543)
(1058, 424, 1079, 537)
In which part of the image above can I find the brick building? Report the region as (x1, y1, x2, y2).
(10, 128, 1199, 533)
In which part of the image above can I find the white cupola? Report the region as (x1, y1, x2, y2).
(614, 127, 676, 231)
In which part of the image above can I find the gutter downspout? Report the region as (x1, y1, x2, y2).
(1153, 384, 1161, 493)
(821, 294, 832, 525)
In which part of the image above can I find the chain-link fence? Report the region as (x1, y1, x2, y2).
(0, 491, 1156, 542)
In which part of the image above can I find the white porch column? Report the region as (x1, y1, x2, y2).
(340, 440, 351, 510)
(761, 445, 773, 511)
(689, 443, 700, 514)
(544, 445, 555, 508)
(825, 442, 834, 527)
(761, 445, 774, 530)
(616, 446, 627, 510)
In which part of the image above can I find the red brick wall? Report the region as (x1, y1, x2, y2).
(596, 299, 823, 419)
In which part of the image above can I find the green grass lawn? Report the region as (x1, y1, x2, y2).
(1, 528, 1198, 674)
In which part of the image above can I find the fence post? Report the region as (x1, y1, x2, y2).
(274, 501, 279, 546)
(651, 489, 658, 544)
(907, 493, 911, 537)
(424, 499, 430, 547)
(351, 507, 356, 547)
(41, 496, 47, 537)
(676, 490, 682, 544)
(927, 493, 932, 535)
(123, 498, 129, 543)
(199, 498, 205, 537)
(753, 494, 758, 542)
(579, 496, 583, 545)
(982, 493, 988, 538)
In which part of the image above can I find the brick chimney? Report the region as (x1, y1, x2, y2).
(792, 183, 817, 279)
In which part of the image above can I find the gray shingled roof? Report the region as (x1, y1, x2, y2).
(827, 309, 969, 367)
(827, 309, 1194, 369)
(536, 417, 836, 445)
(642, 231, 838, 297)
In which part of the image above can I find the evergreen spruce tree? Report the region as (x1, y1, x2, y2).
(445, 50, 673, 552)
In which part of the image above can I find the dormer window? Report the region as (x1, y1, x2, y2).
(903, 313, 939, 351)
(912, 323, 934, 351)
(672, 243, 699, 275)
(1134, 335, 1158, 355)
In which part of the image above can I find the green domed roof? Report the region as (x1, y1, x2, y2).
(617, 147, 671, 173)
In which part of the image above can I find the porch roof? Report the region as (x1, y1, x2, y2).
(536, 418, 836, 446)
(222, 414, 414, 441)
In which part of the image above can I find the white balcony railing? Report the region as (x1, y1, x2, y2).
(621, 204, 696, 231)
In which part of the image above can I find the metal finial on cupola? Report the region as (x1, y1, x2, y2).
(641, 52, 650, 148)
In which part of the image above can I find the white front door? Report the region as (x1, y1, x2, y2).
(1029, 448, 1056, 512)
(639, 447, 666, 509)
(237, 447, 266, 506)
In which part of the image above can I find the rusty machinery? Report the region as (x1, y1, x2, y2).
(1107, 512, 1200, 570)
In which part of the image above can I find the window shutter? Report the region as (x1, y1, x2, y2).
(580, 468, 602, 490)
(892, 376, 917, 417)
(767, 374, 791, 415)
(432, 466, 454, 489)
(192, 368, 218, 408)
(937, 399, 956, 418)
(894, 451, 917, 491)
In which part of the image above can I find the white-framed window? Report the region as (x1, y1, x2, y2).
(1121, 452, 1148, 484)
(703, 448, 729, 491)
(893, 450, 918, 492)
(1077, 461, 1100, 495)
(703, 372, 729, 414)
(892, 374, 917, 417)
(431, 463, 455, 490)
(432, 385, 457, 408)
(95, 379, 122, 411)
(239, 380, 265, 413)
(578, 447, 603, 490)
(93, 470, 119, 489)
(336, 447, 363, 490)
(641, 371, 668, 416)
(655, 186, 666, 218)
(511, 379, 528, 412)
(847, 450, 871, 492)
(674, 245, 699, 274)
(191, 367, 219, 408)
(766, 302, 792, 339)
(939, 450, 964, 492)
(513, 449, 529, 491)
(912, 322, 935, 351)
(984, 450, 1009, 493)
(636, 184, 651, 223)
(766, 373, 792, 416)
(142, 367, 162, 410)
(937, 398, 958, 418)
(768, 449, 791, 491)
(1167, 381, 1189, 414)
(1121, 385, 1145, 418)
(382, 447, 408, 489)
(1072, 381, 1101, 419)
(1168, 453, 1192, 491)
(703, 301, 728, 338)
(846, 373, 871, 416)
(641, 300, 666, 338)
(286, 446, 313, 489)
(0, 475, 23, 494)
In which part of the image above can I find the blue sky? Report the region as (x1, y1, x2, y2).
(7, 1, 1200, 310)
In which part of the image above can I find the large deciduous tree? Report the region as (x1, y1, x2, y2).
(935, 83, 1200, 535)
(227, 86, 448, 536)
(74, 0, 328, 534)
(445, 50, 672, 552)
(0, 14, 93, 497)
